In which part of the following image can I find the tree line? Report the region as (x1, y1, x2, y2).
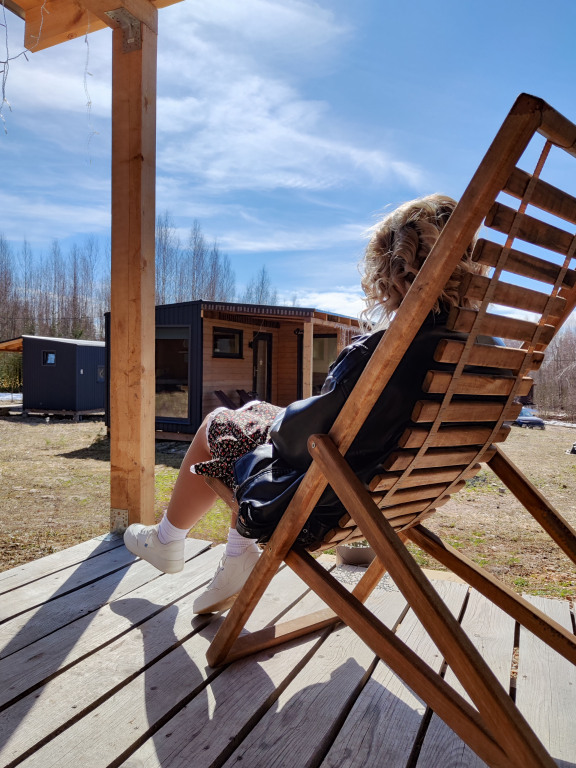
(532, 324, 576, 422)
(0, 215, 278, 345)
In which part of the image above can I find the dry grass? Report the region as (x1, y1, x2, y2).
(420, 424, 576, 599)
(1, 414, 575, 598)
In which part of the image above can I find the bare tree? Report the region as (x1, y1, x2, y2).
(18, 239, 35, 334)
(242, 265, 278, 305)
(155, 211, 181, 305)
(180, 222, 235, 302)
(0, 235, 16, 339)
(1, 214, 240, 342)
(533, 325, 576, 421)
(188, 219, 207, 300)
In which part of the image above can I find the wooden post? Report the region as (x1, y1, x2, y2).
(302, 320, 314, 399)
(109, 18, 157, 529)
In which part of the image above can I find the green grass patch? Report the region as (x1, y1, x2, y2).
(405, 542, 435, 569)
(154, 467, 230, 544)
(463, 470, 504, 495)
(189, 499, 231, 545)
(531, 582, 574, 599)
(154, 467, 179, 518)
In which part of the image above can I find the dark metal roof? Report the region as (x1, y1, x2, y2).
(0, 336, 105, 353)
(154, 300, 359, 326)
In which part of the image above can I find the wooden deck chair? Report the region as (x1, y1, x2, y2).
(203, 94, 576, 768)
(213, 390, 239, 409)
(237, 389, 259, 405)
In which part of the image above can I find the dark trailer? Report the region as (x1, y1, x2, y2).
(0, 335, 106, 420)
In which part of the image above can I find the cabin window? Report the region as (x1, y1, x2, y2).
(42, 351, 56, 366)
(213, 327, 243, 358)
(312, 334, 337, 395)
(155, 326, 190, 421)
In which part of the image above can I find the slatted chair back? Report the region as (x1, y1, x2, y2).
(301, 94, 576, 555)
(204, 94, 576, 768)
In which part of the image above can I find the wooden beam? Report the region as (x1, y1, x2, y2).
(83, 0, 158, 31)
(24, 0, 104, 51)
(21, 0, 180, 52)
(3, 0, 25, 19)
(109, 19, 157, 528)
(302, 319, 314, 399)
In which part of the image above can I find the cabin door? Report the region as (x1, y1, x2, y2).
(252, 332, 273, 402)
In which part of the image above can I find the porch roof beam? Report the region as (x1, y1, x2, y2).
(20, 0, 182, 51)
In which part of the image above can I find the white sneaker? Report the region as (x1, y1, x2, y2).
(123, 524, 185, 574)
(193, 547, 260, 614)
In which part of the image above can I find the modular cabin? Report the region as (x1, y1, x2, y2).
(106, 300, 359, 437)
(0, 335, 106, 419)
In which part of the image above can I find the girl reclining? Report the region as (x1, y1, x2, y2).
(124, 194, 485, 614)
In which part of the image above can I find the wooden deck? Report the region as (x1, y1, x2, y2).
(0, 537, 574, 768)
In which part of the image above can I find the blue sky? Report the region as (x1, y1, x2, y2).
(2, 0, 575, 318)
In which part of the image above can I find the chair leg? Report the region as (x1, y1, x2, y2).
(309, 433, 557, 768)
(489, 446, 576, 565)
(206, 460, 333, 667)
(286, 548, 510, 768)
(350, 548, 391, 602)
(221, 547, 391, 664)
(407, 524, 576, 665)
(222, 606, 340, 664)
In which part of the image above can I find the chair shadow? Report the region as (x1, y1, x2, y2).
(104, 600, 433, 768)
(114, 604, 576, 768)
(108, 597, 280, 766)
(0, 539, 135, 755)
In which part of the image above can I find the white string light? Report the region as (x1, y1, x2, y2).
(84, 20, 99, 156)
(1, 0, 32, 134)
(27, 0, 48, 51)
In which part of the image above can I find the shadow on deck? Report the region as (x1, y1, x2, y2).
(0, 536, 574, 767)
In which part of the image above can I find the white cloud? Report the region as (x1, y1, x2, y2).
(218, 223, 366, 253)
(281, 287, 365, 319)
(5, 21, 111, 118)
(0, 191, 109, 242)
(153, 1, 421, 193)
(1, 0, 421, 262)
(3, 0, 421, 205)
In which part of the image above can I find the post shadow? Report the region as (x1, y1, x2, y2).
(0, 539, 137, 755)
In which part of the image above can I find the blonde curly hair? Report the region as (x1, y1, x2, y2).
(361, 194, 484, 329)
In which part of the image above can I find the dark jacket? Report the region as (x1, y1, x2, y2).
(234, 313, 468, 546)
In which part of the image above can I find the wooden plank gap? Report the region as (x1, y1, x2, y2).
(196, 629, 335, 768)
(509, 620, 521, 704)
(0, 573, 219, 717)
(306, 653, 383, 768)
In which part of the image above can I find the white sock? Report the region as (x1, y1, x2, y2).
(157, 514, 190, 545)
(225, 527, 258, 557)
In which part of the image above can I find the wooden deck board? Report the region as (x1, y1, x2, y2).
(0, 539, 210, 659)
(120, 570, 338, 768)
(320, 580, 468, 768)
(0, 542, 215, 707)
(220, 588, 409, 768)
(415, 589, 516, 768)
(516, 596, 576, 766)
(0, 539, 574, 768)
(0, 536, 124, 594)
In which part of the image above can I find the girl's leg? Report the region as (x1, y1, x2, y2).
(124, 413, 221, 572)
(164, 414, 218, 530)
(125, 411, 260, 605)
